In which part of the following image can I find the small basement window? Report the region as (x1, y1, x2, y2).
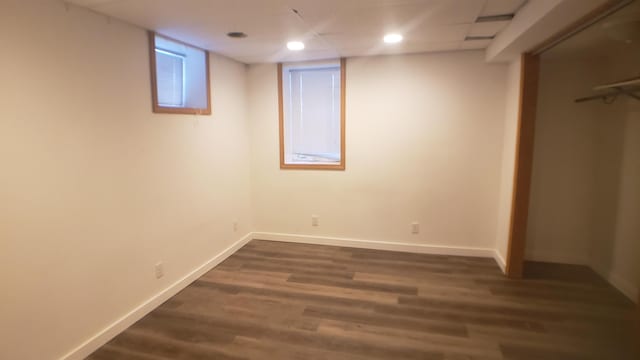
(149, 32, 211, 115)
(278, 59, 346, 170)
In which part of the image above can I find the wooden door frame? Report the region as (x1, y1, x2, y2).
(504, 53, 539, 278)
(503, 0, 633, 278)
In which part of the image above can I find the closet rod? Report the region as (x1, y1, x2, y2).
(574, 79, 640, 103)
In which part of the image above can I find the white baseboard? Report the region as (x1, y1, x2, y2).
(524, 250, 589, 266)
(524, 254, 637, 303)
(493, 250, 507, 274)
(63, 230, 635, 360)
(591, 264, 638, 304)
(60, 232, 253, 360)
(57, 231, 520, 359)
(251, 232, 499, 260)
(607, 272, 638, 304)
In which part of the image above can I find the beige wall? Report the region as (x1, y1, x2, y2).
(0, 2, 554, 359)
(0, 1, 252, 359)
(526, 57, 606, 264)
(590, 51, 640, 299)
(248, 52, 509, 250)
(529, 51, 639, 300)
(593, 98, 640, 300)
(494, 57, 523, 267)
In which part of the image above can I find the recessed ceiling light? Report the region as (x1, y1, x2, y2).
(287, 41, 305, 51)
(383, 33, 403, 44)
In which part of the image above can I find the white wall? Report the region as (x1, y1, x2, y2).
(248, 52, 509, 251)
(0, 1, 252, 359)
(10, 1, 619, 358)
(494, 57, 523, 268)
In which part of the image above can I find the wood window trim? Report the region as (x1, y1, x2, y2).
(278, 58, 346, 171)
(148, 31, 212, 115)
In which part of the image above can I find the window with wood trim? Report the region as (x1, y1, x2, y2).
(149, 32, 211, 115)
(278, 59, 346, 170)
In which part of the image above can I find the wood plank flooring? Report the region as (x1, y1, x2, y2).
(88, 240, 638, 360)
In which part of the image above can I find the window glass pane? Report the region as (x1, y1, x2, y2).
(182, 47, 207, 109)
(282, 61, 342, 165)
(151, 34, 209, 113)
(155, 49, 184, 107)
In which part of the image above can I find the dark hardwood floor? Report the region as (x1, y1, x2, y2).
(88, 240, 637, 360)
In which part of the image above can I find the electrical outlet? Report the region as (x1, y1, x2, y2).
(233, 221, 238, 232)
(411, 222, 419, 234)
(155, 262, 164, 279)
(311, 215, 319, 227)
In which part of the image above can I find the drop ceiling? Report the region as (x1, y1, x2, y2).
(67, 0, 527, 64)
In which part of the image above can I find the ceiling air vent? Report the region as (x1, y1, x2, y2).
(465, 35, 495, 41)
(475, 14, 515, 22)
(227, 32, 248, 39)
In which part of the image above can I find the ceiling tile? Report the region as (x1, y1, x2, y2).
(67, 0, 118, 6)
(339, 41, 462, 58)
(321, 24, 469, 51)
(467, 21, 510, 37)
(66, 0, 514, 63)
(480, 0, 526, 16)
(459, 39, 492, 50)
(288, 0, 485, 32)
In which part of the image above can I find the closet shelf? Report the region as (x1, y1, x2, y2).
(574, 76, 640, 103)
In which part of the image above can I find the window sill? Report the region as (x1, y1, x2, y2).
(152, 105, 211, 115)
(280, 163, 345, 171)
